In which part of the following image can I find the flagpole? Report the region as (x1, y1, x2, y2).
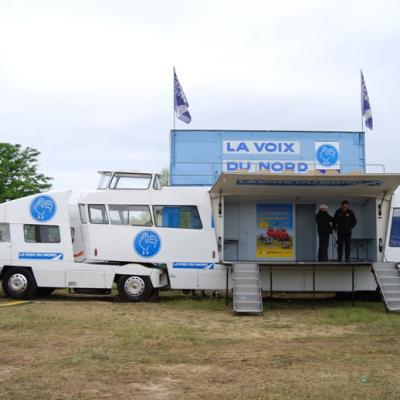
(173, 66, 176, 134)
(360, 70, 364, 134)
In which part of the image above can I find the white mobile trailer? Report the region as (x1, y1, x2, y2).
(74, 171, 222, 291)
(208, 172, 400, 311)
(0, 190, 168, 301)
(1, 170, 400, 308)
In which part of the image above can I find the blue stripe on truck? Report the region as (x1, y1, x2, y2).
(173, 262, 214, 269)
(18, 252, 64, 260)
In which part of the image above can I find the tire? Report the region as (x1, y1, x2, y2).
(117, 275, 153, 302)
(2, 268, 37, 300)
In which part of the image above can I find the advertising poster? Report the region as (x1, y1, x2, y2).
(256, 204, 294, 259)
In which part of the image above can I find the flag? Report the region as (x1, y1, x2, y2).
(361, 70, 373, 130)
(174, 68, 191, 123)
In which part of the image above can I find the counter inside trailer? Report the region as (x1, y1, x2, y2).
(223, 197, 377, 262)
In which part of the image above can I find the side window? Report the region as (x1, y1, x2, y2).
(153, 206, 202, 229)
(128, 206, 152, 226)
(0, 223, 10, 242)
(153, 174, 162, 190)
(389, 208, 400, 247)
(24, 225, 61, 243)
(109, 205, 152, 226)
(88, 205, 109, 224)
(79, 204, 87, 224)
(97, 172, 111, 189)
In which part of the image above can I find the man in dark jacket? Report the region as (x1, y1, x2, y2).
(333, 200, 357, 262)
(315, 204, 333, 262)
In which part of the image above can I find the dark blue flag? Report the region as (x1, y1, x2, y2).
(174, 68, 191, 124)
(361, 71, 373, 130)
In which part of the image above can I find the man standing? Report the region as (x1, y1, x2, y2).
(333, 200, 357, 262)
(315, 204, 333, 262)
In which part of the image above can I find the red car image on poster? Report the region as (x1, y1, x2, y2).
(267, 228, 291, 241)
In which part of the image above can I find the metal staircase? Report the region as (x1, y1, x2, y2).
(372, 262, 400, 312)
(232, 263, 263, 314)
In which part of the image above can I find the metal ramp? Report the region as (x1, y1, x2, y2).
(232, 263, 263, 314)
(373, 262, 400, 312)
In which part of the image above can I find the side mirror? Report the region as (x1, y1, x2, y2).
(379, 238, 383, 253)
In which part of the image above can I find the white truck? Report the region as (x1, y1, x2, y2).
(0, 171, 217, 302)
(1, 170, 400, 312)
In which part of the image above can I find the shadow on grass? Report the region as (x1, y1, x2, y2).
(0, 288, 395, 319)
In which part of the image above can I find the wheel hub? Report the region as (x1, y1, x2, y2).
(124, 276, 145, 297)
(8, 273, 28, 294)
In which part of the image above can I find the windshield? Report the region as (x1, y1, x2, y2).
(109, 173, 152, 190)
(97, 173, 112, 189)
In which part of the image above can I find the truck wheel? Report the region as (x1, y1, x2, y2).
(117, 275, 153, 302)
(2, 268, 37, 300)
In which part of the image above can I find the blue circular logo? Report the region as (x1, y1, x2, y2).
(134, 230, 161, 258)
(316, 144, 339, 166)
(30, 195, 57, 222)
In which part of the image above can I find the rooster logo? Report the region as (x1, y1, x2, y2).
(134, 230, 161, 257)
(316, 144, 339, 166)
(30, 195, 56, 222)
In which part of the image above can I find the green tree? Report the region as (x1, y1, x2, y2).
(159, 167, 169, 187)
(0, 143, 52, 203)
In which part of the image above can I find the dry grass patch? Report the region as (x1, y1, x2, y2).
(0, 290, 400, 399)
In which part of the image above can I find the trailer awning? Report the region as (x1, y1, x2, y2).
(209, 173, 400, 199)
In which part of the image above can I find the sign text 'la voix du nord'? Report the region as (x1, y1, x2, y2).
(222, 140, 311, 173)
(223, 140, 300, 154)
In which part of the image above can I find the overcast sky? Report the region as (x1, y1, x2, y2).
(0, 0, 399, 191)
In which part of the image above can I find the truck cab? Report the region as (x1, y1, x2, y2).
(0, 179, 169, 301)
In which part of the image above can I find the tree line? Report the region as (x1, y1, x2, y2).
(0, 143, 52, 203)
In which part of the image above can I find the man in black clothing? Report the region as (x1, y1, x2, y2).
(333, 200, 357, 262)
(315, 204, 333, 262)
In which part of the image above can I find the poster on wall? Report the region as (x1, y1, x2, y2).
(256, 204, 295, 259)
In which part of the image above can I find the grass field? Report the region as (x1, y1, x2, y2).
(1, 290, 400, 400)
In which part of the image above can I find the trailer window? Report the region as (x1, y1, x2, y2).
(109, 205, 152, 226)
(79, 204, 87, 224)
(88, 205, 109, 224)
(153, 174, 162, 190)
(97, 172, 111, 189)
(24, 225, 61, 243)
(0, 223, 10, 242)
(109, 173, 152, 190)
(153, 206, 202, 229)
(389, 208, 400, 247)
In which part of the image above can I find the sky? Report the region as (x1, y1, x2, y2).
(0, 0, 399, 191)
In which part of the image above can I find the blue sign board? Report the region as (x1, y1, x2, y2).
(134, 230, 161, 258)
(172, 262, 214, 269)
(315, 143, 339, 166)
(170, 130, 365, 186)
(30, 195, 57, 222)
(18, 252, 64, 260)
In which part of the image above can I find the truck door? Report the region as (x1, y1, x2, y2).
(0, 223, 12, 266)
(385, 207, 400, 262)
